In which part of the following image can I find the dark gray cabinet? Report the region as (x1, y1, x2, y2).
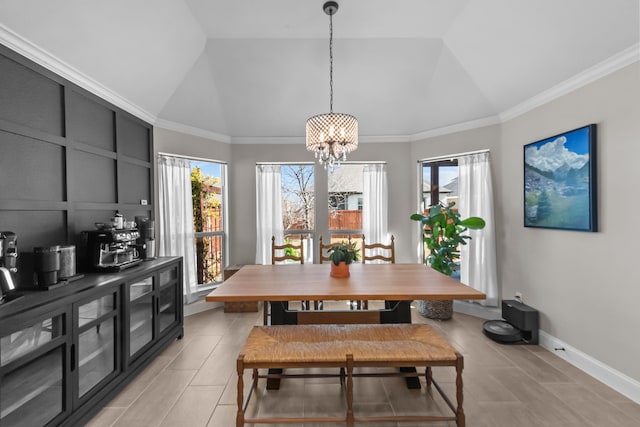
(0, 306, 70, 427)
(73, 284, 120, 405)
(0, 257, 183, 427)
(125, 262, 182, 367)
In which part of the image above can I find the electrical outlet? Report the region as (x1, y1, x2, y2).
(140, 199, 148, 205)
(514, 292, 523, 303)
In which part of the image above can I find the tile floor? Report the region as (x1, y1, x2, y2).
(87, 302, 640, 426)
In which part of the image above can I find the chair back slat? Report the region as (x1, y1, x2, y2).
(361, 235, 395, 264)
(272, 235, 304, 264)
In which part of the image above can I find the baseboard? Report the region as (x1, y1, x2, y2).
(452, 301, 640, 404)
(453, 300, 501, 320)
(184, 299, 222, 316)
(539, 330, 640, 405)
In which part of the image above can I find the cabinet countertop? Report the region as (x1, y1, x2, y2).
(0, 256, 182, 320)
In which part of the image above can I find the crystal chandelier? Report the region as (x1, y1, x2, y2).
(306, 1, 358, 171)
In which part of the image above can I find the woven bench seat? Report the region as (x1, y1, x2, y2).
(236, 324, 465, 426)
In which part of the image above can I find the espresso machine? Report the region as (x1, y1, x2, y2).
(0, 231, 20, 303)
(84, 228, 142, 271)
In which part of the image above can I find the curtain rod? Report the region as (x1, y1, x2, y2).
(418, 149, 490, 163)
(158, 152, 227, 164)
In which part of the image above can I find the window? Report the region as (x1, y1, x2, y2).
(281, 165, 315, 263)
(422, 160, 459, 210)
(327, 164, 364, 248)
(191, 161, 226, 288)
(420, 159, 459, 269)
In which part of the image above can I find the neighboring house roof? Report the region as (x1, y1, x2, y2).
(422, 180, 455, 194)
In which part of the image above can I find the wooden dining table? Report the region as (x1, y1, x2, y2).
(206, 263, 485, 324)
(206, 263, 485, 389)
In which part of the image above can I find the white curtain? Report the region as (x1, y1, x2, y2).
(458, 152, 498, 307)
(255, 165, 283, 264)
(362, 163, 389, 260)
(157, 155, 197, 304)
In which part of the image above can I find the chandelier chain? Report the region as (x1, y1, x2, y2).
(329, 11, 333, 113)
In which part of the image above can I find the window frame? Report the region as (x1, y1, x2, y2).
(191, 160, 227, 290)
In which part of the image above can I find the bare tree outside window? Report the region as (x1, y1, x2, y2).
(281, 165, 315, 231)
(278, 165, 315, 263)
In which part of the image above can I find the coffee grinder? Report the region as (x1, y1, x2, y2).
(135, 216, 156, 260)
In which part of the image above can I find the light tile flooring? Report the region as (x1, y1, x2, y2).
(87, 302, 640, 426)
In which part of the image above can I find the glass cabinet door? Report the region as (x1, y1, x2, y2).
(0, 313, 67, 427)
(128, 276, 154, 358)
(158, 267, 179, 333)
(75, 289, 119, 400)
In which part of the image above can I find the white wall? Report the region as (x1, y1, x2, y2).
(499, 63, 640, 382)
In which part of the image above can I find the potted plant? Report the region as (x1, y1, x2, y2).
(327, 241, 359, 278)
(410, 202, 485, 319)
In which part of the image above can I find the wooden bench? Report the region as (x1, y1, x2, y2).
(236, 323, 465, 426)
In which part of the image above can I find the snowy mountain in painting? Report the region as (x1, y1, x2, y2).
(524, 136, 589, 176)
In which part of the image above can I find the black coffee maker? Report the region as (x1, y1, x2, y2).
(0, 231, 20, 302)
(84, 229, 142, 271)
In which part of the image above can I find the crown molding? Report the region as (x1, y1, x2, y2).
(3, 22, 636, 144)
(410, 115, 501, 141)
(229, 134, 414, 145)
(155, 118, 231, 144)
(500, 43, 640, 123)
(230, 136, 304, 145)
(0, 24, 156, 124)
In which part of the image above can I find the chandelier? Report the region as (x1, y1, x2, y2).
(306, 1, 358, 170)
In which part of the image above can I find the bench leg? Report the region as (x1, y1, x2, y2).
(236, 355, 245, 427)
(252, 368, 259, 388)
(455, 354, 465, 427)
(346, 355, 354, 427)
(426, 366, 433, 386)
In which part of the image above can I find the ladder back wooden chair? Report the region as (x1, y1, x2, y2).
(315, 235, 354, 310)
(362, 235, 395, 264)
(319, 235, 353, 263)
(266, 235, 305, 324)
(271, 235, 304, 265)
(356, 235, 395, 309)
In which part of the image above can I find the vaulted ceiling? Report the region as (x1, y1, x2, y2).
(1, 0, 638, 142)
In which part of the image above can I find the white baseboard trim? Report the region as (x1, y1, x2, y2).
(452, 301, 640, 404)
(539, 330, 640, 405)
(453, 300, 501, 320)
(184, 298, 222, 316)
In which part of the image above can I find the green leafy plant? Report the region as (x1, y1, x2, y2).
(284, 239, 301, 258)
(410, 202, 486, 276)
(327, 241, 360, 266)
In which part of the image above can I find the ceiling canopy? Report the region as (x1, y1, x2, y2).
(0, 0, 638, 142)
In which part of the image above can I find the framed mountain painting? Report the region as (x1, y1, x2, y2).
(524, 124, 597, 232)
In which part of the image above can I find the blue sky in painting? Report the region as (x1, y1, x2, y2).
(532, 126, 591, 155)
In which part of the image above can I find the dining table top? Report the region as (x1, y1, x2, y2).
(205, 263, 486, 302)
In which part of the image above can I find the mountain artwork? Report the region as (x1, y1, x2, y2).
(523, 124, 597, 232)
